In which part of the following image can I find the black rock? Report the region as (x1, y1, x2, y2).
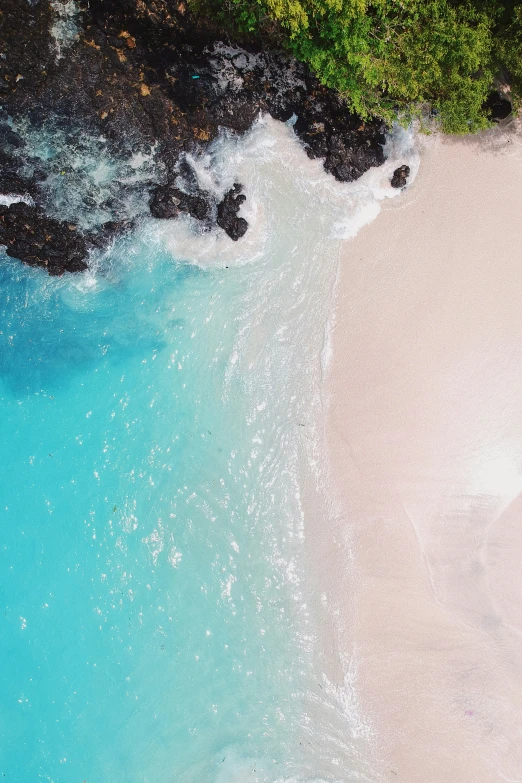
(484, 92, 512, 121)
(217, 184, 248, 241)
(391, 165, 410, 189)
(179, 191, 213, 223)
(0, 124, 42, 199)
(150, 185, 182, 220)
(150, 185, 212, 223)
(0, 170, 36, 199)
(0, 202, 88, 275)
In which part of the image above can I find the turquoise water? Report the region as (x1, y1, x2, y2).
(0, 118, 417, 783)
(0, 244, 308, 782)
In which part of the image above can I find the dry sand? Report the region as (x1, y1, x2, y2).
(325, 121, 522, 782)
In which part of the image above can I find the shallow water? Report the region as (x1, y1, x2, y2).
(0, 117, 417, 782)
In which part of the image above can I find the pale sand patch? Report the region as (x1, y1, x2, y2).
(325, 122, 522, 782)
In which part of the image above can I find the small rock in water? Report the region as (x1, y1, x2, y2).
(391, 165, 410, 189)
(217, 184, 248, 241)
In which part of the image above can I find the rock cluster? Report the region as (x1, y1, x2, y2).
(150, 185, 213, 223)
(0, 0, 387, 274)
(217, 185, 248, 242)
(391, 165, 410, 189)
(0, 202, 88, 275)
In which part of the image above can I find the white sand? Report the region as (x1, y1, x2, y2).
(324, 121, 522, 782)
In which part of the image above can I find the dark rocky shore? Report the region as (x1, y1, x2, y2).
(0, 0, 387, 274)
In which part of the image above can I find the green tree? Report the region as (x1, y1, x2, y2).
(494, 3, 522, 88)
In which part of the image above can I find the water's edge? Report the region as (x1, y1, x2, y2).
(0, 116, 418, 782)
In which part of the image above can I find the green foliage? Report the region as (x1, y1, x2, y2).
(495, 4, 522, 87)
(192, 0, 522, 132)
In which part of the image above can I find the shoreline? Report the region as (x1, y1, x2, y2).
(1, 0, 386, 275)
(320, 121, 522, 781)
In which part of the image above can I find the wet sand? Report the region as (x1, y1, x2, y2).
(325, 122, 522, 782)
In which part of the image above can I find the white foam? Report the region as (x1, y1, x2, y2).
(0, 193, 33, 207)
(207, 43, 307, 96)
(50, 1, 80, 60)
(11, 121, 158, 230)
(154, 116, 418, 269)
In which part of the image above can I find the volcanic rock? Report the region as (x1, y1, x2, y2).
(391, 165, 410, 189)
(0, 202, 88, 275)
(217, 184, 248, 241)
(0, 0, 388, 273)
(150, 185, 213, 222)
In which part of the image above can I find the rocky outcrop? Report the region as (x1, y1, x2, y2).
(0, 0, 388, 273)
(150, 185, 213, 223)
(217, 184, 248, 241)
(0, 202, 88, 275)
(391, 165, 410, 189)
(294, 107, 384, 182)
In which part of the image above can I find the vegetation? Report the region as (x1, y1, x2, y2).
(192, 0, 522, 132)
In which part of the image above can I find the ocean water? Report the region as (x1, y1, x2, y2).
(0, 117, 418, 783)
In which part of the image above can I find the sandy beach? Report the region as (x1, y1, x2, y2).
(325, 121, 522, 782)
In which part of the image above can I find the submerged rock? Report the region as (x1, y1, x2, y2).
(217, 184, 248, 241)
(391, 165, 410, 189)
(0, 0, 388, 273)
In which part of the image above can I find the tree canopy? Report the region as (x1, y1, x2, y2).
(193, 0, 522, 132)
